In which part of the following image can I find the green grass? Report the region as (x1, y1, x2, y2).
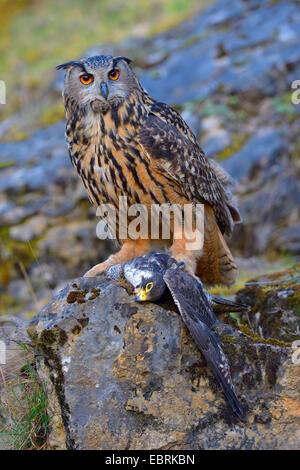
(272, 92, 295, 114)
(0, 342, 50, 450)
(209, 254, 299, 298)
(0, 0, 213, 140)
(230, 311, 241, 325)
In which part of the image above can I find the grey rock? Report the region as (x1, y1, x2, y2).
(203, 129, 231, 158)
(136, 1, 300, 103)
(234, 269, 300, 344)
(230, 161, 300, 255)
(28, 275, 300, 450)
(222, 128, 287, 182)
(37, 221, 112, 272)
(0, 122, 70, 193)
(140, 35, 222, 104)
(274, 225, 300, 254)
(0, 151, 70, 192)
(2, 0, 300, 318)
(0, 197, 49, 227)
(8, 279, 32, 304)
(9, 216, 48, 242)
(180, 110, 201, 138)
(0, 122, 66, 167)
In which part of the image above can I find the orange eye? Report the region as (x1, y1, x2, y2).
(108, 69, 120, 81)
(80, 73, 94, 85)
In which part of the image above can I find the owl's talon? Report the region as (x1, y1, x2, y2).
(84, 262, 110, 277)
(176, 261, 185, 270)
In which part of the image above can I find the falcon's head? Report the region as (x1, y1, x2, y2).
(57, 54, 140, 112)
(135, 274, 167, 302)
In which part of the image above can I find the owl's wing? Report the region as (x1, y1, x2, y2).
(148, 101, 198, 144)
(163, 267, 244, 419)
(138, 103, 240, 235)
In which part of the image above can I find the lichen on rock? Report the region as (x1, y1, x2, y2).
(233, 269, 300, 343)
(28, 274, 300, 450)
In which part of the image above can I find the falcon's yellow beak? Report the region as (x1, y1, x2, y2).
(135, 288, 148, 302)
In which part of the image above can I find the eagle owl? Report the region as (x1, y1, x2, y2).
(57, 55, 241, 286)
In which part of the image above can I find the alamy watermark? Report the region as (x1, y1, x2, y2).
(291, 340, 300, 365)
(0, 340, 6, 364)
(0, 80, 6, 105)
(95, 197, 205, 251)
(291, 80, 300, 105)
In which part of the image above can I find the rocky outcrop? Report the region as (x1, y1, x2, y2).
(1, 0, 300, 451)
(233, 270, 300, 343)
(1, 0, 300, 320)
(28, 274, 300, 450)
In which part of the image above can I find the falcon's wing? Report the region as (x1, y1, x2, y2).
(163, 268, 244, 419)
(207, 293, 251, 314)
(165, 267, 218, 329)
(138, 103, 240, 235)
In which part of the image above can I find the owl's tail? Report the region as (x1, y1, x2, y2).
(196, 206, 238, 287)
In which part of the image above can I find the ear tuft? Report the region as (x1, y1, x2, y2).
(113, 56, 132, 67)
(56, 60, 84, 71)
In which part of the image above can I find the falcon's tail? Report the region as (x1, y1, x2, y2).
(196, 206, 238, 287)
(206, 349, 244, 419)
(163, 267, 244, 419)
(190, 322, 244, 419)
(207, 293, 250, 314)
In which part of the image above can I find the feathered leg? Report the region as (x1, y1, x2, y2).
(84, 238, 150, 277)
(196, 206, 238, 287)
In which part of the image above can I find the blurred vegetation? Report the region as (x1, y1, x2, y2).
(0, 342, 49, 450)
(0, 0, 213, 140)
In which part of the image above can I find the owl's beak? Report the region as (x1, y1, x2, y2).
(135, 288, 148, 302)
(100, 81, 109, 100)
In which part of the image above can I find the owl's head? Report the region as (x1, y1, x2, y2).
(57, 55, 139, 112)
